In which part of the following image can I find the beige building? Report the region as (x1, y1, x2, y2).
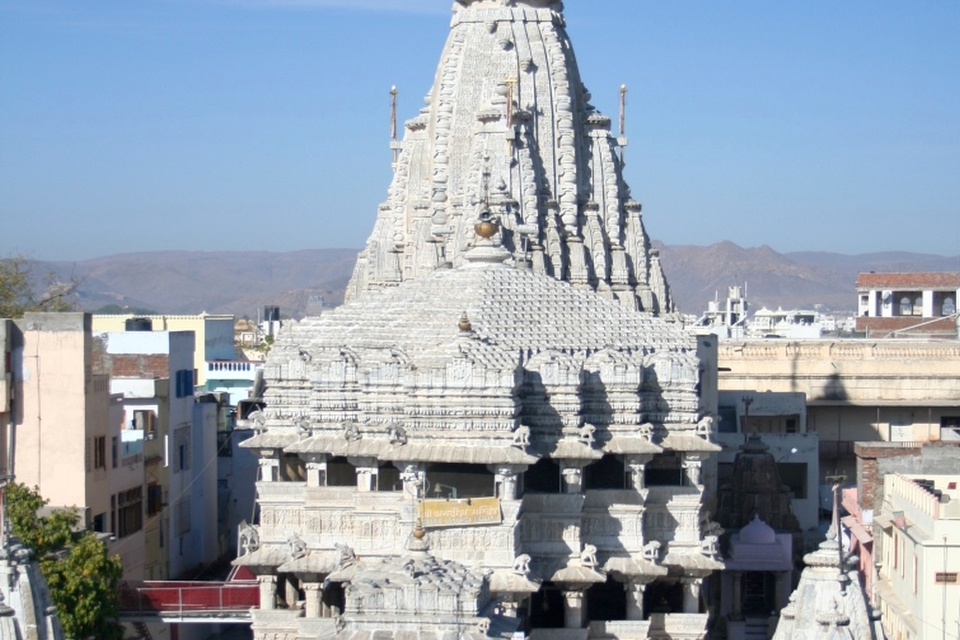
(8, 313, 114, 529)
(92, 313, 235, 385)
(874, 473, 960, 640)
(855, 272, 960, 338)
(718, 340, 960, 484)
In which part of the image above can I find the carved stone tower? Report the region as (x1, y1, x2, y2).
(348, 0, 674, 314)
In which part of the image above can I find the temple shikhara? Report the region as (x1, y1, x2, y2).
(235, 1, 723, 638)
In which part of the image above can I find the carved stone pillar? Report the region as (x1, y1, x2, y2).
(285, 575, 299, 609)
(305, 455, 327, 487)
(259, 455, 279, 482)
(730, 572, 742, 620)
(351, 457, 377, 492)
(494, 466, 523, 500)
(303, 582, 322, 618)
(626, 581, 647, 620)
(258, 575, 277, 610)
(562, 588, 586, 628)
(399, 463, 424, 498)
(681, 577, 702, 614)
(682, 454, 703, 488)
(561, 464, 583, 494)
(627, 454, 652, 491)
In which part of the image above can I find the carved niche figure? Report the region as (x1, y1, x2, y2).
(696, 414, 715, 438)
(287, 532, 307, 560)
(343, 422, 362, 441)
(637, 422, 655, 442)
(700, 535, 719, 558)
(335, 543, 357, 567)
(512, 554, 532, 577)
(512, 425, 531, 447)
(642, 540, 661, 562)
(579, 544, 598, 569)
(239, 522, 260, 555)
(387, 425, 408, 445)
(578, 424, 596, 445)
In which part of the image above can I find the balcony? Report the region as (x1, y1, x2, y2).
(119, 580, 258, 622)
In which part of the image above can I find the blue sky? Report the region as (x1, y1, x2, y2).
(1, 0, 958, 261)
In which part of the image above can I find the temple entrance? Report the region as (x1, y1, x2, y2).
(376, 462, 401, 491)
(742, 571, 776, 617)
(584, 455, 628, 489)
(524, 458, 562, 494)
(327, 456, 356, 486)
(529, 582, 565, 629)
(586, 577, 627, 621)
(644, 580, 683, 615)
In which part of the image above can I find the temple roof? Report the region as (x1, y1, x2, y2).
(348, 0, 673, 313)
(260, 240, 703, 456)
(292, 245, 692, 357)
(740, 515, 776, 545)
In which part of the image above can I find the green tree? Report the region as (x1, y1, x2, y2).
(0, 255, 78, 318)
(6, 483, 123, 640)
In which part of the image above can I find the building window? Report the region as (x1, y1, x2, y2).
(174, 425, 191, 472)
(942, 297, 956, 316)
(94, 436, 107, 470)
(376, 463, 401, 492)
(280, 454, 306, 482)
(327, 457, 356, 487)
(112, 436, 119, 469)
(898, 296, 913, 316)
(644, 452, 683, 486)
(777, 462, 808, 499)
(894, 532, 899, 570)
(426, 463, 495, 499)
(134, 409, 157, 440)
(175, 369, 194, 398)
(92, 512, 106, 533)
(117, 487, 143, 538)
(912, 556, 918, 594)
(523, 459, 562, 495)
(935, 572, 958, 584)
(717, 406, 738, 433)
(175, 498, 191, 536)
(584, 455, 628, 490)
(147, 483, 163, 517)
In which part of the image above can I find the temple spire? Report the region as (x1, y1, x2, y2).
(347, 0, 675, 314)
(389, 86, 400, 165)
(619, 84, 628, 163)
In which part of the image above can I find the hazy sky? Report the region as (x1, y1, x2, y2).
(2, 0, 958, 261)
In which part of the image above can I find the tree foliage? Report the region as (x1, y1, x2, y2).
(0, 255, 78, 318)
(6, 483, 123, 640)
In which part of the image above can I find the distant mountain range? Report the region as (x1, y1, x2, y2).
(657, 242, 960, 315)
(37, 244, 960, 319)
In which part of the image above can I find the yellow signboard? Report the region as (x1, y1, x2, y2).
(418, 497, 501, 528)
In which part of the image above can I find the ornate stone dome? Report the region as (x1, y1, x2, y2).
(264, 239, 702, 453)
(740, 515, 777, 545)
